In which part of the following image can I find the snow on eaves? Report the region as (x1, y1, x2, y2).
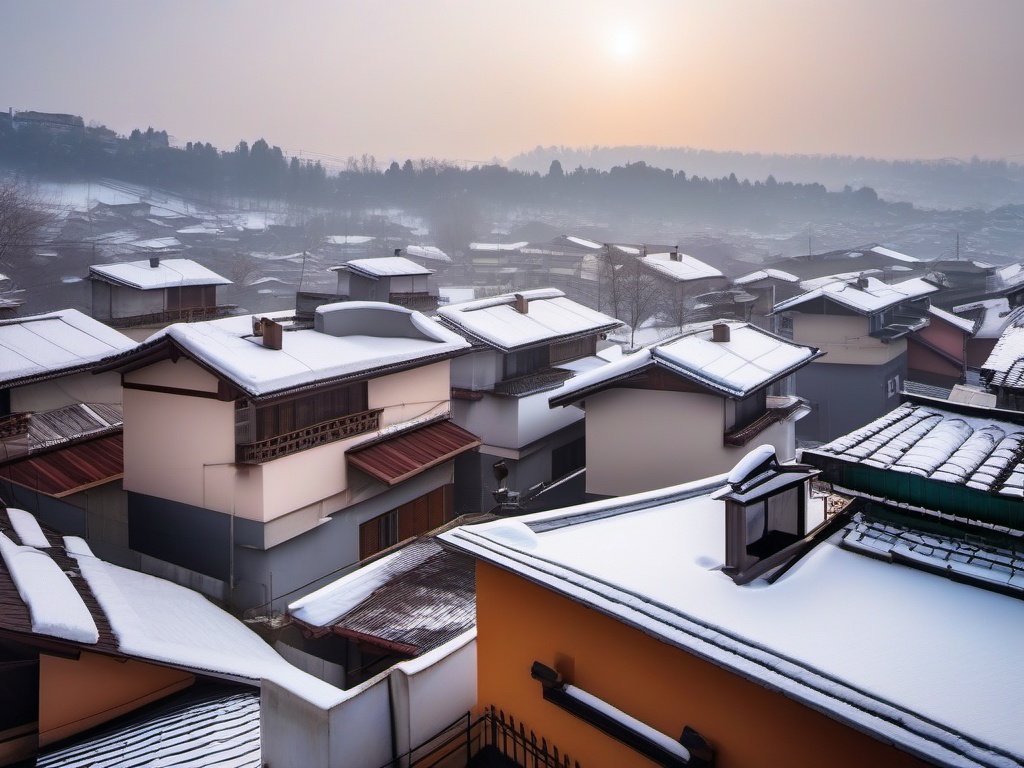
(437, 288, 622, 352)
(0, 309, 136, 387)
(981, 324, 1024, 387)
(774, 275, 938, 315)
(807, 402, 1024, 497)
(89, 258, 232, 290)
(733, 269, 799, 285)
(870, 245, 920, 263)
(149, 304, 469, 398)
(928, 305, 975, 334)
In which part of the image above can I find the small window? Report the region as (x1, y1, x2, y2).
(551, 437, 586, 480)
(887, 375, 900, 398)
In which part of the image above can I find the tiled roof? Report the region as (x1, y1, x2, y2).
(37, 683, 260, 768)
(805, 402, 1024, 497)
(0, 433, 123, 497)
(982, 324, 1024, 388)
(348, 419, 480, 486)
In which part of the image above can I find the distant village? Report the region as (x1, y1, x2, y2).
(2, 110, 1024, 768)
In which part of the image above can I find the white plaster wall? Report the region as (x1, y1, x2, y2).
(124, 358, 221, 393)
(585, 389, 794, 496)
(449, 350, 501, 391)
(792, 314, 906, 365)
(111, 285, 164, 319)
(451, 392, 580, 451)
(11, 371, 123, 411)
(369, 361, 450, 428)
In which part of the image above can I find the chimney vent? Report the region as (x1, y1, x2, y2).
(712, 322, 731, 342)
(261, 318, 283, 350)
(670, 250, 682, 262)
(149, 256, 160, 268)
(394, 248, 402, 257)
(251, 316, 263, 337)
(514, 293, 529, 314)
(856, 276, 869, 289)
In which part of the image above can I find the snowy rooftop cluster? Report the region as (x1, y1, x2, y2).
(332, 256, 432, 278)
(806, 402, 1024, 497)
(468, 241, 529, 251)
(553, 321, 821, 402)
(733, 268, 799, 285)
(436, 288, 622, 352)
(89, 258, 232, 290)
(145, 303, 469, 398)
(441, 474, 1024, 767)
(981, 324, 1024, 388)
(640, 252, 723, 282)
(0, 309, 135, 387)
(774, 275, 938, 315)
(0, 509, 341, 707)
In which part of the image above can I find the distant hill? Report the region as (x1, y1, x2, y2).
(507, 145, 1024, 211)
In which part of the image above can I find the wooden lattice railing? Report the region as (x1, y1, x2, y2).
(236, 408, 381, 463)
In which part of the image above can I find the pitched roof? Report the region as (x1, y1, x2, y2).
(0, 309, 136, 388)
(773, 276, 939, 315)
(288, 537, 475, 655)
(981, 323, 1024, 388)
(89, 258, 231, 290)
(436, 288, 622, 352)
(551, 321, 822, 404)
(733, 268, 800, 285)
(441, 475, 1024, 768)
(347, 419, 480, 486)
(640, 252, 724, 282)
(927, 305, 975, 334)
(111, 303, 469, 399)
(404, 245, 450, 263)
(332, 256, 432, 278)
(0, 433, 123, 497)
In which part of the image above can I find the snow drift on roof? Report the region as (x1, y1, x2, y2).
(0, 309, 136, 387)
(405, 245, 450, 263)
(89, 258, 232, 290)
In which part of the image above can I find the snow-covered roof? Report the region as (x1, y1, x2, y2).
(870, 245, 920, 263)
(774, 276, 938, 315)
(953, 298, 1024, 339)
(798, 269, 883, 291)
(0, 514, 342, 708)
(324, 235, 374, 246)
(441, 475, 1024, 767)
(468, 241, 529, 251)
(640, 252, 724, 282)
(805, 401, 1024, 497)
(552, 321, 821, 403)
(332, 256, 432, 278)
(130, 237, 182, 252)
(436, 288, 622, 352)
(405, 245, 451, 263)
(88, 258, 232, 290)
(733, 268, 799, 285)
(981, 324, 1024, 388)
(564, 235, 603, 250)
(0, 309, 136, 388)
(927, 305, 975, 334)
(141, 302, 469, 398)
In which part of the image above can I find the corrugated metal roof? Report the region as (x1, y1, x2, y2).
(0, 434, 123, 497)
(37, 683, 260, 768)
(348, 420, 480, 486)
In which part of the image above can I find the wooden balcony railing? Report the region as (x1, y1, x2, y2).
(236, 408, 382, 463)
(388, 292, 438, 311)
(0, 412, 31, 440)
(724, 398, 809, 447)
(107, 305, 237, 329)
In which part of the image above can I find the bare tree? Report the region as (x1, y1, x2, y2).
(0, 179, 51, 270)
(619, 259, 662, 348)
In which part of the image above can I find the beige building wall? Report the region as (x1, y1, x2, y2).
(792, 314, 905, 365)
(39, 652, 194, 746)
(125, 357, 221, 392)
(11, 371, 123, 412)
(369, 361, 450, 428)
(586, 389, 793, 497)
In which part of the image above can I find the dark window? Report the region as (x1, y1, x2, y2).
(503, 346, 550, 379)
(551, 437, 586, 480)
(744, 486, 803, 559)
(0, 389, 8, 417)
(358, 485, 453, 559)
(236, 382, 369, 443)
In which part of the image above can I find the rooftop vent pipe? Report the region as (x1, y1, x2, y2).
(670, 251, 682, 262)
(856, 276, 869, 289)
(149, 257, 160, 268)
(514, 293, 529, 314)
(712, 322, 730, 342)
(394, 248, 402, 257)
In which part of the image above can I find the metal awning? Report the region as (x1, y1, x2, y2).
(348, 420, 479, 486)
(0, 434, 123, 497)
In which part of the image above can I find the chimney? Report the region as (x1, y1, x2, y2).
(856, 276, 869, 289)
(394, 248, 402, 257)
(712, 322, 731, 342)
(149, 256, 160, 268)
(670, 250, 682, 262)
(252, 317, 283, 349)
(514, 293, 529, 314)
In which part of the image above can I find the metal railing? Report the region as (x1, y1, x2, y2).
(0, 413, 31, 440)
(236, 408, 381, 463)
(724, 398, 808, 447)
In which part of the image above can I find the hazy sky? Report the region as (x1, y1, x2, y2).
(3, 0, 1023, 164)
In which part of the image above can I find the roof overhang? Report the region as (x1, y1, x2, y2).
(348, 419, 480, 486)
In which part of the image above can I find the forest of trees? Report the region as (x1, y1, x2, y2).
(0, 113, 907, 224)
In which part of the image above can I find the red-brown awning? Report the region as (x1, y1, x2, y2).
(348, 420, 479, 486)
(0, 434, 123, 498)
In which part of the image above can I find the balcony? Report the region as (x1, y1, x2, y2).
(724, 396, 810, 447)
(107, 305, 237, 329)
(388, 292, 438, 312)
(236, 408, 382, 463)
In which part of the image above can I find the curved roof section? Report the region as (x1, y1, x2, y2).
(436, 288, 622, 352)
(88, 258, 231, 290)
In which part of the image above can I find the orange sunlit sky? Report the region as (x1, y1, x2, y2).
(4, 0, 1022, 164)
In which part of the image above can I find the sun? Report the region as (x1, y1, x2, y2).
(609, 28, 640, 60)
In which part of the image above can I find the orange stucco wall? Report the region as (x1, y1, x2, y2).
(39, 652, 194, 746)
(476, 562, 928, 768)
